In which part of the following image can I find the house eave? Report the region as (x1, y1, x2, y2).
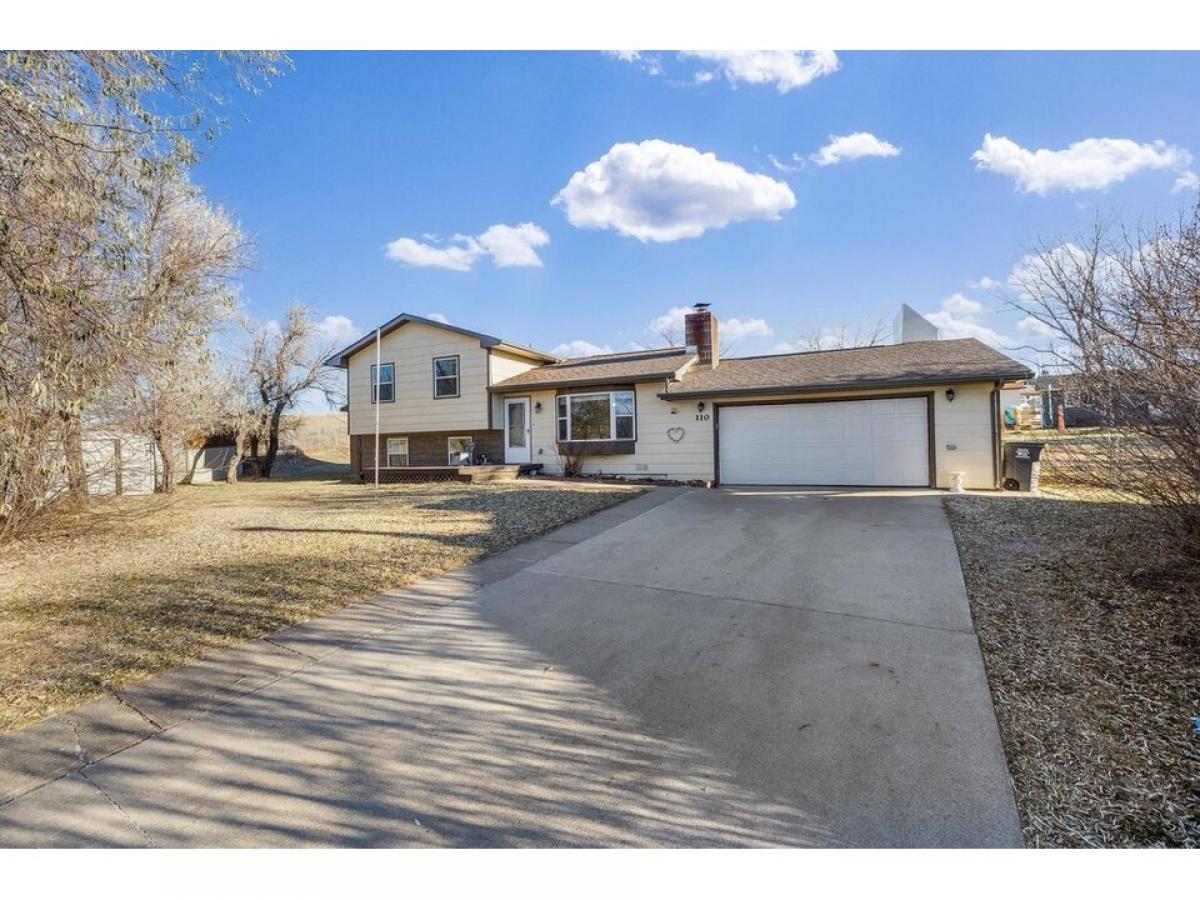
(324, 313, 557, 368)
(657, 369, 1034, 401)
(489, 372, 684, 393)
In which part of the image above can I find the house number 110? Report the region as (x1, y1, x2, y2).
(695, 413, 710, 421)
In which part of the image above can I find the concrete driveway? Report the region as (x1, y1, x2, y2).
(0, 487, 1021, 847)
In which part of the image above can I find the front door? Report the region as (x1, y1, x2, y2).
(504, 398, 532, 464)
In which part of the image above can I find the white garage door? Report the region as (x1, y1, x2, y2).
(718, 397, 930, 486)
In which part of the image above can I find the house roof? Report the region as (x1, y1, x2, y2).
(489, 347, 694, 391)
(324, 313, 558, 368)
(659, 339, 1033, 399)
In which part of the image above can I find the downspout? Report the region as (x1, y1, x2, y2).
(990, 381, 1001, 489)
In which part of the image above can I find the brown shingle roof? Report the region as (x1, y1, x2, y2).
(660, 339, 1032, 398)
(490, 347, 693, 391)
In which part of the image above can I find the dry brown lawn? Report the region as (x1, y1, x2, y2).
(0, 476, 637, 733)
(946, 490, 1199, 847)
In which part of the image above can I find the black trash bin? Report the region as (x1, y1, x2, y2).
(1002, 442, 1045, 491)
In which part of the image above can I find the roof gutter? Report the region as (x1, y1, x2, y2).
(489, 371, 686, 392)
(657, 369, 1034, 401)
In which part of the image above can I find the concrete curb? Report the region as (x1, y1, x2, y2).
(0, 485, 692, 806)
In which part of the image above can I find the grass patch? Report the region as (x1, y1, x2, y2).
(945, 492, 1199, 847)
(0, 475, 638, 732)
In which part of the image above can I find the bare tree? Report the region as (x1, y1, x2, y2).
(212, 367, 260, 486)
(97, 179, 246, 492)
(789, 315, 890, 352)
(1009, 204, 1200, 573)
(246, 306, 338, 477)
(0, 51, 282, 535)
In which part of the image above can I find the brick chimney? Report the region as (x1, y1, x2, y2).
(684, 302, 719, 368)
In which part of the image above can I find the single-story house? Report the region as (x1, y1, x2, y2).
(324, 304, 1032, 489)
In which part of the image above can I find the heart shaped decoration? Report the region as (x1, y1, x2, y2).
(667, 426, 685, 443)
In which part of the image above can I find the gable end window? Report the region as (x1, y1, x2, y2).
(433, 356, 460, 399)
(556, 390, 636, 442)
(370, 363, 395, 404)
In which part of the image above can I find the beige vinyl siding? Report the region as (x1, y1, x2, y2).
(510, 383, 715, 481)
(926, 381, 996, 488)
(347, 321, 489, 434)
(500, 379, 999, 488)
(489, 350, 544, 424)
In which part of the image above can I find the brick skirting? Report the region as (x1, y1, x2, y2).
(350, 429, 505, 473)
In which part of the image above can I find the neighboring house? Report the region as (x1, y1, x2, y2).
(1033, 373, 1108, 428)
(325, 305, 1031, 489)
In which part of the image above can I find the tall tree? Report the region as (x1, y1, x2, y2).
(0, 51, 282, 534)
(1008, 204, 1200, 573)
(100, 177, 246, 492)
(246, 306, 338, 477)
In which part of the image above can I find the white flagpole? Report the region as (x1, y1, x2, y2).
(374, 326, 381, 491)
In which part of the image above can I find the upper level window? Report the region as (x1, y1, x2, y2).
(556, 390, 636, 442)
(371, 363, 395, 403)
(433, 356, 459, 398)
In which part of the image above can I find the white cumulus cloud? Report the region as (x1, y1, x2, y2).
(648, 306, 691, 338)
(551, 339, 614, 358)
(1172, 170, 1199, 193)
(679, 51, 840, 93)
(647, 305, 773, 346)
(940, 293, 983, 316)
(313, 314, 360, 348)
(811, 132, 901, 166)
(721, 317, 774, 340)
(385, 222, 549, 271)
(1017, 316, 1055, 338)
(477, 223, 551, 267)
(972, 133, 1192, 194)
(425, 312, 450, 324)
(970, 275, 1002, 291)
(553, 139, 795, 243)
(923, 294, 1008, 347)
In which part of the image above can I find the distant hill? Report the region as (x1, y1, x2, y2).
(276, 412, 350, 474)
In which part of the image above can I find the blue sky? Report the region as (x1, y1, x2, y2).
(194, 50, 1200, 367)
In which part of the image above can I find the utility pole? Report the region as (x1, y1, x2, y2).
(374, 326, 381, 490)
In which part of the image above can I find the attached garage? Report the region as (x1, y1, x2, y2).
(717, 396, 932, 487)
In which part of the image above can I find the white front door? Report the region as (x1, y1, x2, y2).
(504, 398, 532, 464)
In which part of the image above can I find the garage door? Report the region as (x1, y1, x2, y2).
(718, 397, 930, 486)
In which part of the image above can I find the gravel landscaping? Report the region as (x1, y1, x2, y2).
(946, 491, 1200, 847)
(0, 476, 637, 733)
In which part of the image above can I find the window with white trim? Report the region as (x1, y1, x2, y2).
(370, 363, 395, 403)
(364, 437, 408, 467)
(433, 356, 459, 398)
(387, 438, 409, 467)
(556, 390, 636, 442)
(447, 436, 472, 465)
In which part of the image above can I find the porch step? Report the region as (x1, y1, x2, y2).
(363, 463, 543, 484)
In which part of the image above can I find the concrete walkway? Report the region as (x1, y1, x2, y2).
(0, 486, 1021, 847)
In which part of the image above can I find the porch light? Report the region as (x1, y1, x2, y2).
(697, 401, 706, 412)
(945, 388, 956, 402)
(534, 401, 542, 413)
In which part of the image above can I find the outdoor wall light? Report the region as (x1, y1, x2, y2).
(534, 401, 542, 413)
(945, 388, 956, 403)
(697, 401, 706, 412)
